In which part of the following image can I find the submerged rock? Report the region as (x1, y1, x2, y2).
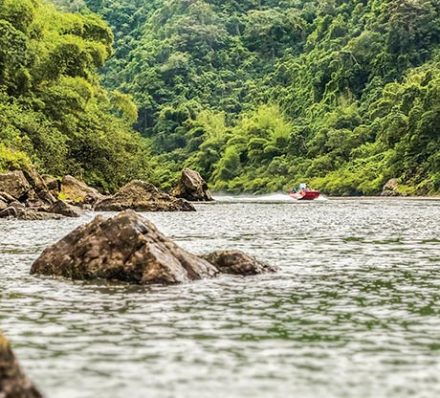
(94, 180, 195, 212)
(0, 332, 43, 398)
(202, 250, 278, 275)
(60, 175, 105, 205)
(172, 168, 213, 202)
(31, 210, 217, 284)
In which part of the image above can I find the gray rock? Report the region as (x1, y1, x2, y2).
(95, 180, 195, 212)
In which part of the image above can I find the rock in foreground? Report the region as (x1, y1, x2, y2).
(31, 211, 276, 284)
(172, 168, 213, 202)
(0, 332, 43, 398)
(95, 180, 195, 212)
(31, 211, 217, 284)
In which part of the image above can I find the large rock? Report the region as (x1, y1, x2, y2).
(202, 250, 278, 275)
(31, 211, 218, 284)
(0, 332, 43, 398)
(60, 175, 104, 205)
(172, 168, 213, 202)
(94, 180, 195, 212)
(0, 172, 31, 202)
(31, 211, 277, 284)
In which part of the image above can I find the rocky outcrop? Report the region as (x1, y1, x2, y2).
(172, 168, 213, 202)
(202, 250, 278, 275)
(59, 175, 104, 206)
(31, 210, 217, 284)
(0, 171, 82, 220)
(95, 180, 195, 212)
(0, 332, 43, 398)
(381, 178, 400, 197)
(31, 211, 276, 284)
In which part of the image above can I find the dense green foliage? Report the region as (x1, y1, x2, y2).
(75, 0, 440, 195)
(0, 0, 151, 191)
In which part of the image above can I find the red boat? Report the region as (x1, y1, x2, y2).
(288, 183, 320, 201)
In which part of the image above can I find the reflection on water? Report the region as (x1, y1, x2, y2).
(1, 199, 440, 398)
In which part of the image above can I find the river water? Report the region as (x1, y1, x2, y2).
(1, 197, 439, 398)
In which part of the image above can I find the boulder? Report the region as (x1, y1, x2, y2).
(0, 172, 31, 202)
(0, 332, 43, 398)
(47, 200, 83, 218)
(59, 176, 104, 205)
(31, 210, 218, 284)
(172, 168, 213, 202)
(94, 180, 195, 212)
(381, 178, 400, 197)
(202, 250, 278, 275)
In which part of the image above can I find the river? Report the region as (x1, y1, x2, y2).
(1, 197, 439, 398)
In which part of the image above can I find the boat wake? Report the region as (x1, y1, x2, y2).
(213, 193, 329, 203)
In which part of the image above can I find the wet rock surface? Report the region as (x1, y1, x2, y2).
(202, 250, 278, 275)
(95, 180, 195, 212)
(31, 210, 218, 284)
(0, 332, 43, 398)
(172, 168, 213, 202)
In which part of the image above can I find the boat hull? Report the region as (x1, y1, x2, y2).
(289, 191, 321, 201)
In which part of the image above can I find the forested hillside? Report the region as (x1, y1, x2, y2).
(0, 0, 150, 191)
(75, 0, 439, 195)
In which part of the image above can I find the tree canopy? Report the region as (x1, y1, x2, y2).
(0, 0, 151, 191)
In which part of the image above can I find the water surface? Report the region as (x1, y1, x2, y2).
(1, 198, 439, 398)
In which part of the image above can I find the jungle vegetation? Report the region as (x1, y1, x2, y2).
(0, 0, 150, 191)
(3, 0, 440, 195)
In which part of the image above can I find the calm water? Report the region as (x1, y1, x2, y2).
(1, 197, 440, 398)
